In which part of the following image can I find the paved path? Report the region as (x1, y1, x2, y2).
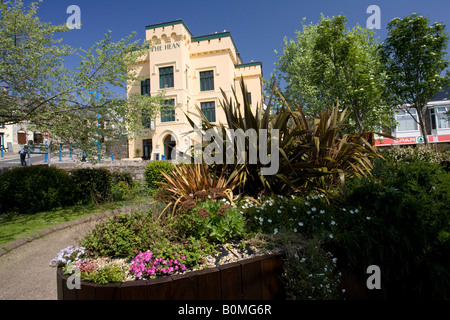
(0, 205, 146, 300)
(0, 220, 98, 300)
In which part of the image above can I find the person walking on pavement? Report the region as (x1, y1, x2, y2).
(19, 145, 26, 166)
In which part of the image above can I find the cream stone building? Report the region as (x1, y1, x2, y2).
(127, 20, 263, 161)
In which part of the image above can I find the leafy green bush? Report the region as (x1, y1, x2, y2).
(336, 158, 450, 299)
(70, 168, 112, 203)
(111, 181, 133, 201)
(280, 235, 341, 300)
(79, 210, 216, 268)
(244, 194, 337, 239)
(80, 211, 168, 258)
(0, 165, 81, 214)
(144, 161, 174, 189)
(192, 199, 246, 244)
(80, 263, 128, 284)
(381, 145, 450, 167)
(110, 171, 134, 186)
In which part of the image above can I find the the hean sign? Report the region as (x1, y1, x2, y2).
(151, 42, 181, 52)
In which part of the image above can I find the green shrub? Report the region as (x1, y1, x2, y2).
(80, 211, 168, 258)
(192, 199, 246, 244)
(381, 145, 450, 167)
(70, 168, 112, 203)
(81, 263, 128, 284)
(336, 159, 450, 299)
(280, 235, 341, 300)
(111, 181, 133, 202)
(144, 161, 174, 189)
(244, 194, 337, 239)
(79, 210, 216, 270)
(0, 165, 81, 214)
(110, 171, 134, 186)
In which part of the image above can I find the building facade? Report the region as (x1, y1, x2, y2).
(375, 88, 450, 149)
(0, 121, 42, 153)
(127, 20, 263, 161)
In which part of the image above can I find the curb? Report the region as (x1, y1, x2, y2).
(0, 204, 148, 258)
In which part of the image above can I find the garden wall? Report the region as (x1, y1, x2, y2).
(57, 252, 285, 300)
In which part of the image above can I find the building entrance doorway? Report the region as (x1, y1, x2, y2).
(143, 139, 152, 160)
(163, 134, 176, 160)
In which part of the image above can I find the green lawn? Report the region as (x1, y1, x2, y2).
(0, 197, 153, 247)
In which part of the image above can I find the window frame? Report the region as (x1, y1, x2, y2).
(200, 70, 214, 92)
(436, 106, 450, 129)
(141, 78, 150, 96)
(395, 109, 418, 132)
(200, 101, 216, 123)
(161, 99, 175, 122)
(159, 66, 174, 89)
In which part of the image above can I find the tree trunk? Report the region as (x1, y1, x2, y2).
(353, 109, 363, 134)
(415, 106, 429, 145)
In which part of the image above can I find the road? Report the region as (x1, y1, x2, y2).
(0, 154, 46, 168)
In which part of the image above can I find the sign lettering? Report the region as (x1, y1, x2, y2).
(151, 42, 181, 52)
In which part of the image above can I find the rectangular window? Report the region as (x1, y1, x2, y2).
(396, 110, 418, 132)
(247, 92, 252, 105)
(142, 110, 153, 129)
(141, 78, 150, 96)
(159, 66, 174, 89)
(200, 70, 214, 91)
(430, 109, 437, 130)
(436, 107, 450, 129)
(201, 101, 216, 122)
(161, 99, 175, 122)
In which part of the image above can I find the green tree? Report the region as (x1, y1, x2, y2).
(0, 0, 164, 159)
(381, 13, 450, 145)
(274, 15, 391, 133)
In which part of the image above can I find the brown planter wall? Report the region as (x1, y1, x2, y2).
(57, 252, 286, 300)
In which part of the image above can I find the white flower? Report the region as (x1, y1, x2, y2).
(331, 220, 336, 225)
(329, 234, 334, 239)
(332, 258, 337, 264)
(354, 208, 359, 213)
(274, 228, 279, 234)
(280, 205, 284, 209)
(305, 201, 310, 206)
(366, 216, 371, 220)
(350, 210, 354, 214)
(277, 209, 281, 213)
(320, 210, 325, 214)
(294, 228, 298, 233)
(342, 208, 347, 211)
(268, 219, 272, 223)
(298, 222, 304, 226)
(311, 207, 316, 211)
(300, 258, 306, 263)
(293, 206, 297, 210)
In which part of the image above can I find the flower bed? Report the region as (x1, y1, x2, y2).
(56, 252, 286, 300)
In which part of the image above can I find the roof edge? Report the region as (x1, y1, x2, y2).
(145, 19, 193, 37)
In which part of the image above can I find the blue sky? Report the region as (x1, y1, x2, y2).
(27, 0, 450, 82)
